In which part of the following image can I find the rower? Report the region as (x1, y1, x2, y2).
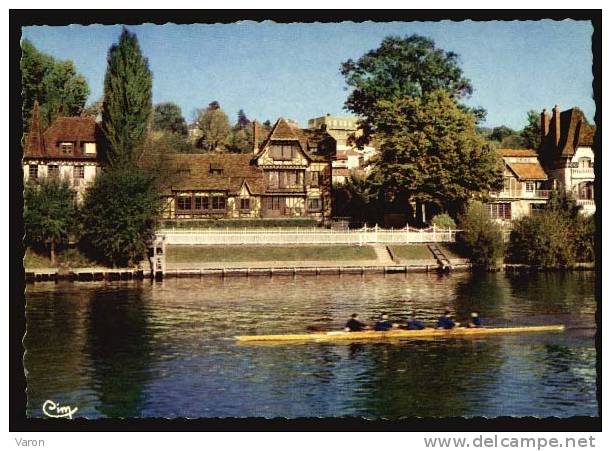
(437, 309, 459, 329)
(469, 312, 482, 328)
(344, 313, 367, 332)
(374, 313, 396, 331)
(405, 311, 426, 330)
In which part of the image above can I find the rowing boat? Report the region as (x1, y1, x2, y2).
(235, 325, 565, 343)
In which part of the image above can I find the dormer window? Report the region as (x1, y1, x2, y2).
(269, 143, 297, 161)
(82, 142, 97, 154)
(60, 142, 74, 154)
(210, 163, 223, 175)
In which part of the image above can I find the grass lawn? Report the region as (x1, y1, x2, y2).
(388, 245, 435, 260)
(23, 249, 55, 268)
(24, 248, 98, 269)
(166, 245, 377, 263)
(440, 243, 468, 259)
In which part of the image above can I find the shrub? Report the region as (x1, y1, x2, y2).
(431, 213, 456, 229)
(457, 201, 505, 269)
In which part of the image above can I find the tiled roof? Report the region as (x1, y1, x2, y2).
(558, 108, 595, 156)
(506, 162, 548, 181)
(496, 148, 538, 158)
(163, 153, 265, 194)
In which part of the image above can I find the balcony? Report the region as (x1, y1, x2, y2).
(265, 184, 306, 194)
(571, 167, 594, 179)
(492, 189, 550, 199)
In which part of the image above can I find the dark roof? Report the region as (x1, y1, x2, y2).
(541, 107, 595, 160)
(164, 153, 265, 194)
(24, 112, 101, 159)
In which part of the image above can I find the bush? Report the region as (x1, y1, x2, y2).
(457, 201, 505, 269)
(81, 166, 161, 267)
(508, 210, 575, 268)
(573, 214, 595, 262)
(431, 213, 456, 229)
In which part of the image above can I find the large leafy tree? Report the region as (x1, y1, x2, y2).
(457, 201, 505, 269)
(24, 178, 77, 264)
(153, 102, 188, 135)
(226, 109, 253, 153)
(80, 167, 161, 267)
(367, 90, 504, 222)
(21, 39, 89, 130)
(340, 34, 474, 145)
(101, 28, 153, 166)
(196, 102, 231, 152)
(520, 110, 542, 150)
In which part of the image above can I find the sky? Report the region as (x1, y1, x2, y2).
(21, 20, 594, 130)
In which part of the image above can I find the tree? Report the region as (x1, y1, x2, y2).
(489, 126, 516, 143)
(81, 97, 104, 119)
(101, 28, 153, 166)
(431, 213, 456, 229)
(520, 110, 541, 150)
(21, 39, 89, 130)
(24, 178, 77, 264)
(237, 109, 250, 128)
(366, 90, 504, 222)
(153, 102, 188, 135)
(225, 109, 253, 153)
(80, 167, 161, 267)
(340, 34, 474, 144)
(196, 104, 231, 152)
(457, 201, 505, 269)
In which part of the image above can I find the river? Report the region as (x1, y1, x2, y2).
(24, 271, 598, 419)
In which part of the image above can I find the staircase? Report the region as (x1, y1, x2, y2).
(372, 244, 395, 265)
(428, 244, 452, 271)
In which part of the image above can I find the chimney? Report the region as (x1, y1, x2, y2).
(26, 100, 44, 156)
(252, 120, 259, 154)
(552, 104, 561, 147)
(540, 109, 550, 142)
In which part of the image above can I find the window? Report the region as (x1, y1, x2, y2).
(266, 197, 283, 210)
(269, 143, 296, 161)
(578, 157, 592, 168)
(240, 198, 251, 210)
(503, 177, 511, 191)
(73, 166, 85, 179)
(83, 142, 97, 154)
(194, 196, 209, 210)
(486, 203, 512, 220)
(211, 196, 226, 210)
(176, 196, 192, 210)
(48, 165, 59, 178)
(309, 171, 320, 187)
(525, 182, 535, 192)
(28, 164, 38, 179)
(530, 203, 545, 215)
(59, 142, 74, 154)
(307, 198, 321, 211)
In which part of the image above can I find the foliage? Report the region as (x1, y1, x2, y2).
(153, 102, 188, 135)
(366, 90, 504, 221)
(431, 213, 456, 229)
(340, 34, 474, 145)
(508, 211, 575, 268)
(546, 188, 582, 219)
(81, 97, 104, 120)
(24, 177, 78, 264)
(489, 126, 516, 142)
(457, 201, 505, 269)
(573, 214, 595, 262)
(21, 39, 90, 130)
(80, 167, 161, 267)
(158, 218, 319, 229)
(196, 103, 231, 151)
(101, 28, 153, 166)
(520, 110, 541, 150)
(226, 126, 254, 153)
(331, 176, 382, 226)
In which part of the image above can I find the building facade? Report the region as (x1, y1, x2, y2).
(22, 101, 102, 200)
(487, 149, 550, 223)
(161, 118, 332, 220)
(539, 105, 595, 215)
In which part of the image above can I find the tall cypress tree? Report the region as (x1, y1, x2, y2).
(101, 28, 153, 166)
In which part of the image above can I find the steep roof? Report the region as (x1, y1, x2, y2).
(163, 153, 265, 194)
(25, 101, 44, 157)
(506, 162, 548, 181)
(558, 108, 595, 157)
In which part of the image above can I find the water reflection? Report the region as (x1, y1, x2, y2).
(24, 272, 597, 418)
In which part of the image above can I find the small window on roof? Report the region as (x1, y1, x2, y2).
(210, 163, 223, 175)
(60, 142, 74, 154)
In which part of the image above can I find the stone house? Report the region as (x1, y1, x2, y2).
(22, 101, 102, 200)
(538, 105, 595, 215)
(487, 149, 550, 223)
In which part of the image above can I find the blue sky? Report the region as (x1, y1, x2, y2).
(22, 20, 594, 130)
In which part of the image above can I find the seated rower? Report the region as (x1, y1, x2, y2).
(374, 313, 396, 331)
(437, 310, 459, 329)
(469, 312, 482, 328)
(344, 313, 367, 332)
(405, 311, 426, 330)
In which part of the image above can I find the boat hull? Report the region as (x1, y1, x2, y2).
(235, 325, 565, 343)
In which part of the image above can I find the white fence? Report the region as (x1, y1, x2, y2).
(157, 225, 458, 246)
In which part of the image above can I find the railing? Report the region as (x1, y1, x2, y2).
(571, 167, 594, 177)
(576, 199, 595, 207)
(491, 189, 550, 199)
(158, 225, 459, 246)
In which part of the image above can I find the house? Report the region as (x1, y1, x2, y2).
(487, 149, 550, 223)
(538, 105, 595, 215)
(22, 101, 102, 200)
(160, 118, 332, 220)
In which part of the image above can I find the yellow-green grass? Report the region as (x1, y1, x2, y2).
(388, 245, 435, 260)
(166, 245, 377, 263)
(24, 248, 97, 269)
(24, 249, 55, 268)
(440, 243, 468, 259)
